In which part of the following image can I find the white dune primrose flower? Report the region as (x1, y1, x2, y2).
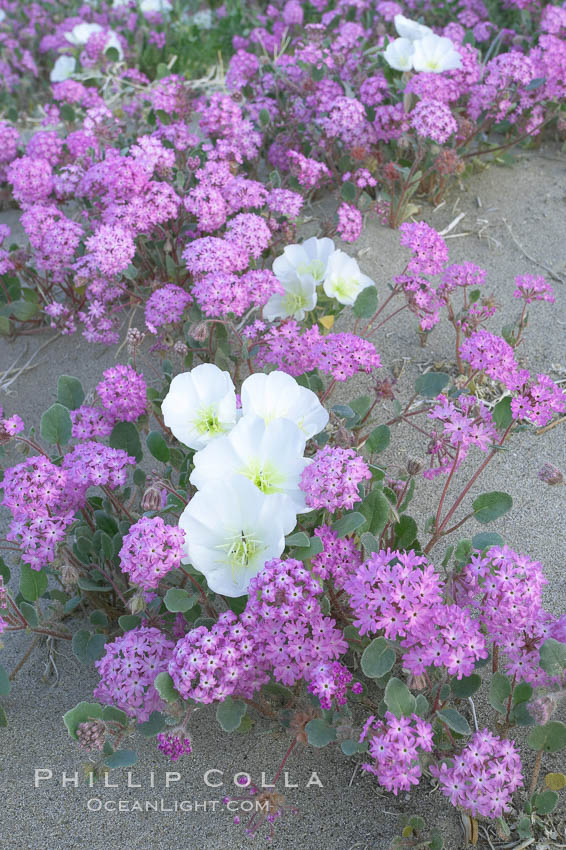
(190, 415, 311, 513)
(323, 250, 375, 306)
(161, 363, 237, 451)
(50, 55, 77, 83)
(383, 37, 415, 72)
(64, 23, 124, 60)
(412, 34, 462, 73)
(263, 275, 317, 322)
(140, 0, 173, 13)
(273, 236, 336, 287)
(179, 476, 296, 596)
(394, 13, 433, 41)
(241, 371, 328, 439)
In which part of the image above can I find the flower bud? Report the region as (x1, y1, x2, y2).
(174, 341, 188, 357)
(142, 484, 163, 512)
(60, 563, 80, 589)
(189, 322, 208, 342)
(129, 590, 147, 616)
(76, 719, 106, 752)
(407, 457, 424, 476)
(538, 463, 563, 486)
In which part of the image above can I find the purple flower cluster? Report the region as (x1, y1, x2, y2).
(411, 100, 458, 144)
(119, 517, 185, 590)
(425, 393, 497, 478)
(96, 364, 147, 422)
(308, 661, 361, 710)
(168, 611, 267, 704)
(300, 446, 371, 511)
(311, 525, 363, 589)
(513, 274, 555, 304)
(241, 558, 347, 689)
(94, 626, 174, 722)
(360, 712, 434, 795)
(145, 284, 193, 334)
(193, 269, 281, 319)
(430, 730, 523, 817)
(399, 222, 449, 276)
(336, 203, 363, 243)
(157, 733, 193, 762)
(246, 320, 382, 381)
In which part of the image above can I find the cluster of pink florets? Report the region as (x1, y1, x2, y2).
(361, 712, 435, 795)
(300, 446, 371, 511)
(119, 516, 186, 590)
(96, 364, 147, 422)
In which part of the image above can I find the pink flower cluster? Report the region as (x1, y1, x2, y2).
(156, 733, 192, 762)
(311, 525, 363, 589)
(145, 284, 193, 333)
(168, 611, 267, 704)
(360, 712, 434, 795)
(425, 393, 498, 478)
(94, 626, 175, 722)
(308, 661, 362, 710)
(300, 446, 371, 511)
(513, 274, 555, 303)
(96, 364, 147, 422)
(193, 269, 281, 319)
(430, 730, 523, 817)
(119, 517, 186, 590)
(246, 320, 382, 381)
(454, 545, 562, 686)
(241, 558, 347, 690)
(344, 549, 487, 679)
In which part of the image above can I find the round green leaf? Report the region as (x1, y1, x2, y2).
(534, 790, 558, 815)
(539, 638, 566, 678)
(146, 431, 170, 463)
(305, 718, 337, 748)
(361, 637, 396, 679)
(40, 403, 72, 445)
(332, 511, 366, 538)
(415, 372, 450, 397)
(384, 677, 416, 718)
(353, 285, 378, 318)
(137, 711, 166, 737)
(109, 422, 143, 462)
(63, 701, 103, 740)
(154, 672, 180, 704)
(366, 424, 391, 454)
(451, 673, 481, 698)
(437, 708, 471, 736)
(216, 696, 246, 732)
(528, 721, 566, 753)
(164, 588, 198, 613)
(19, 564, 47, 603)
(472, 492, 513, 524)
(57, 375, 85, 410)
(105, 749, 138, 769)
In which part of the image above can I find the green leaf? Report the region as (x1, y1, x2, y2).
(0, 665, 11, 696)
(57, 375, 85, 410)
(534, 790, 558, 815)
(366, 424, 391, 454)
(63, 701, 103, 740)
(340, 181, 357, 203)
(77, 576, 112, 592)
(361, 637, 396, 679)
(358, 489, 390, 537)
(340, 739, 366, 756)
(164, 588, 198, 613)
(109, 422, 143, 462)
(384, 677, 416, 718)
(472, 491, 512, 524)
(224, 595, 248, 615)
(393, 515, 417, 549)
(20, 564, 47, 602)
(216, 696, 246, 732)
(94, 511, 118, 535)
(471, 532, 504, 551)
(89, 610, 109, 628)
(451, 673, 481, 698)
(19, 602, 39, 627)
(285, 532, 310, 548)
(539, 638, 566, 678)
(305, 718, 337, 747)
(527, 721, 566, 753)
(0, 557, 10, 583)
(360, 532, 379, 553)
(353, 285, 378, 318)
(72, 630, 106, 665)
(40, 403, 72, 445)
(437, 709, 471, 736)
(415, 372, 450, 397)
(493, 396, 513, 430)
(137, 711, 166, 737)
(332, 511, 366, 538)
(105, 749, 138, 769)
(118, 614, 141, 631)
(490, 672, 511, 713)
(102, 706, 128, 725)
(2, 299, 38, 321)
(146, 431, 170, 463)
(154, 672, 179, 704)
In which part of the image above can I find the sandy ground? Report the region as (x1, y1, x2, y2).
(0, 146, 565, 850)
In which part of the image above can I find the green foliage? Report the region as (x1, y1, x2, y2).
(527, 721, 566, 753)
(105, 749, 138, 769)
(57, 376, 85, 410)
(63, 702, 103, 740)
(361, 637, 396, 679)
(154, 672, 180, 704)
(472, 491, 513, 523)
(137, 711, 166, 737)
(539, 638, 566, 678)
(366, 424, 391, 454)
(216, 697, 247, 732)
(40, 403, 72, 445)
(353, 285, 378, 318)
(436, 709, 471, 736)
(384, 677, 416, 718)
(146, 431, 170, 463)
(19, 564, 47, 602)
(332, 511, 366, 538)
(415, 372, 450, 397)
(305, 718, 337, 747)
(109, 422, 143, 462)
(164, 588, 198, 613)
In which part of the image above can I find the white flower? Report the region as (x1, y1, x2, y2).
(0, 10, 6, 23)
(64, 22, 124, 60)
(412, 35, 462, 73)
(179, 476, 296, 596)
(161, 364, 237, 451)
(241, 371, 328, 439)
(394, 14, 433, 41)
(190, 415, 310, 513)
(50, 55, 77, 83)
(192, 9, 213, 29)
(383, 37, 415, 72)
(263, 275, 317, 322)
(140, 0, 173, 13)
(273, 236, 336, 287)
(322, 250, 375, 306)
(64, 22, 104, 46)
